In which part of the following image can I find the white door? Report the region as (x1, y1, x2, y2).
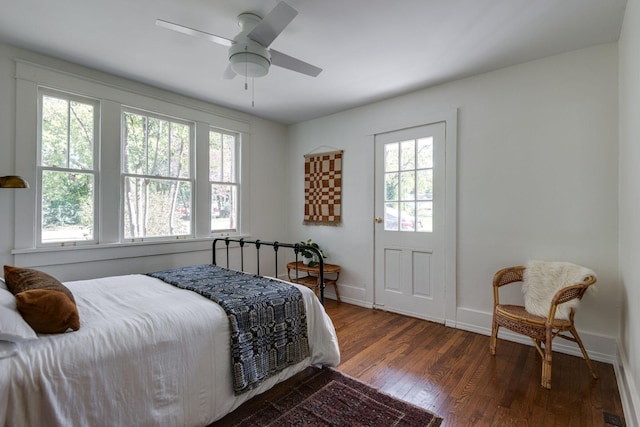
(374, 122, 446, 322)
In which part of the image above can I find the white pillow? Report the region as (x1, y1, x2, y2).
(0, 284, 38, 342)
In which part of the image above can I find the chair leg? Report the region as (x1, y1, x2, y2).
(541, 328, 553, 389)
(490, 315, 498, 356)
(570, 326, 598, 380)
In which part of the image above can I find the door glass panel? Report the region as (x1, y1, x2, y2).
(400, 140, 415, 170)
(417, 170, 433, 200)
(385, 172, 398, 202)
(400, 171, 415, 200)
(400, 201, 415, 231)
(385, 202, 399, 230)
(417, 137, 433, 169)
(385, 142, 399, 172)
(383, 135, 433, 233)
(417, 201, 433, 232)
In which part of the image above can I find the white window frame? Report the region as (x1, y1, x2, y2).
(209, 127, 241, 234)
(13, 60, 251, 267)
(120, 107, 196, 242)
(37, 88, 100, 247)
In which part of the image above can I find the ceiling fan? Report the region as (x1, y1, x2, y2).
(156, 1, 322, 79)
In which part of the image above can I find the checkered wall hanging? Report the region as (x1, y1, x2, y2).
(304, 150, 343, 225)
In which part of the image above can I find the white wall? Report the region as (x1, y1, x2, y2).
(288, 43, 620, 358)
(0, 42, 289, 281)
(618, 0, 640, 423)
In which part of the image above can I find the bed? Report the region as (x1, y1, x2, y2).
(0, 239, 340, 426)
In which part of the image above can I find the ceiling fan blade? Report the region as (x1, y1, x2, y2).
(270, 49, 322, 77)
(223, 64, 237, 80)
(247, 1, 297, 47)
(155, 19, 234, 47)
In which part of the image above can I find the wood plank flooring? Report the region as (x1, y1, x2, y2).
(215, 300, 626, 426)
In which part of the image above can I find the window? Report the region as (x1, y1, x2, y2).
(384, 137, 433, 232)
(16, 61, 251, 264)
(122, 110, 193, 240)
(209, 129, 239, 233)
(38, 90, 99, 245)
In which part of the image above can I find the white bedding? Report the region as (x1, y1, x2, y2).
(0, 274, 340, 427)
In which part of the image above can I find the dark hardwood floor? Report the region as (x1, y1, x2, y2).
(215, 300, 626, 426)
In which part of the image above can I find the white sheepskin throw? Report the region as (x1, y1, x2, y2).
(522, 260, 596, 320)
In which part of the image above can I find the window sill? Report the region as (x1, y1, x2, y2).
(12, 235, 249, 268)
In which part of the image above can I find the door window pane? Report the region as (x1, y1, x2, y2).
(385, 142, 399, 171)
(385, 172, 399, 202)
(417, 201, 433, 232)
(385, 202, 399, 231)
(383, 136, 433, 233)
(400, 140, 415, 170)
(400, 202, 416, 231)
(417, 137, 433, 169)
(400, 171, 415, 200)
(417, 170, 433, 200)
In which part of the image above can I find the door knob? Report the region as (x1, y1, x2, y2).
(374, 217, 383, 223)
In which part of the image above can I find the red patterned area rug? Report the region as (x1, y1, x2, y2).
(228, 368, 443, 426)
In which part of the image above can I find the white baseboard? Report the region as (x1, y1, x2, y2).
(615, 342, 640, 427)
(453, 307, 617, 363)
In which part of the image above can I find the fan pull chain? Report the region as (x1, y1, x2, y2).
(252, 78, 255, 107)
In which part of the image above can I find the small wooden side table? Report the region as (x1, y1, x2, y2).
(286, 261, 341, 302)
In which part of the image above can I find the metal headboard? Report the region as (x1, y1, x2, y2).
(212, 237, 325, 304)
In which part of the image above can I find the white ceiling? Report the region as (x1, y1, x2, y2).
(0, 0, 627, 125)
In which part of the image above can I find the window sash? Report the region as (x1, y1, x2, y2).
(121, 108, 195, 241)
(37, 89, 100, 246)
(210, 128, 240, 233)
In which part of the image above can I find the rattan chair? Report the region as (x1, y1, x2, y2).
(490, 265, 598, 389)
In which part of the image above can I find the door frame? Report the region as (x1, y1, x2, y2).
(367, 109, 457, 327)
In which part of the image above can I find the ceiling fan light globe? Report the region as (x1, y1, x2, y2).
(229, 52, 270, 78)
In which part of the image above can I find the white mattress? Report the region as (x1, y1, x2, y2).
(0, 274, 340, 427)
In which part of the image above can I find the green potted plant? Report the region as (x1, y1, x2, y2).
(299, 239, 327, 267)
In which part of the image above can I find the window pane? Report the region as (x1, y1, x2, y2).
(417, 137, 433, 169)
(41, 170, 94, 242)
(385, 172, 398, 202)
(417, 170, 433, 200)
(222, 134, 235, 183)
(123, 177, 191, 238)
(417, 201, 433, 232)
(400, 140, 415, 171)
(400, 171, 415, 201)
(123, 112, 191, 180)
(384, 142, 399, 172)
(123, 112, 147, 175)
(209, 131, 222, 181)
(69, 100, 94, 170)
(400, 202, 415, 231)
(384, 202, 399, 231)
(171, 122, 190, 178)
(147, 117, 169, 176)
(211, 184, 237, 231)
(41, 96, 69, 168)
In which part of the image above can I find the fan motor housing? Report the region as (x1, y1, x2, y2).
(228, 12, 271, 78)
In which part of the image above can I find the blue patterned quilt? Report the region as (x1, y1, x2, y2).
(147, 264, 310, 395)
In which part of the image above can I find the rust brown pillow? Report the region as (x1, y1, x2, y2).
(3, 265, 80, 333)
